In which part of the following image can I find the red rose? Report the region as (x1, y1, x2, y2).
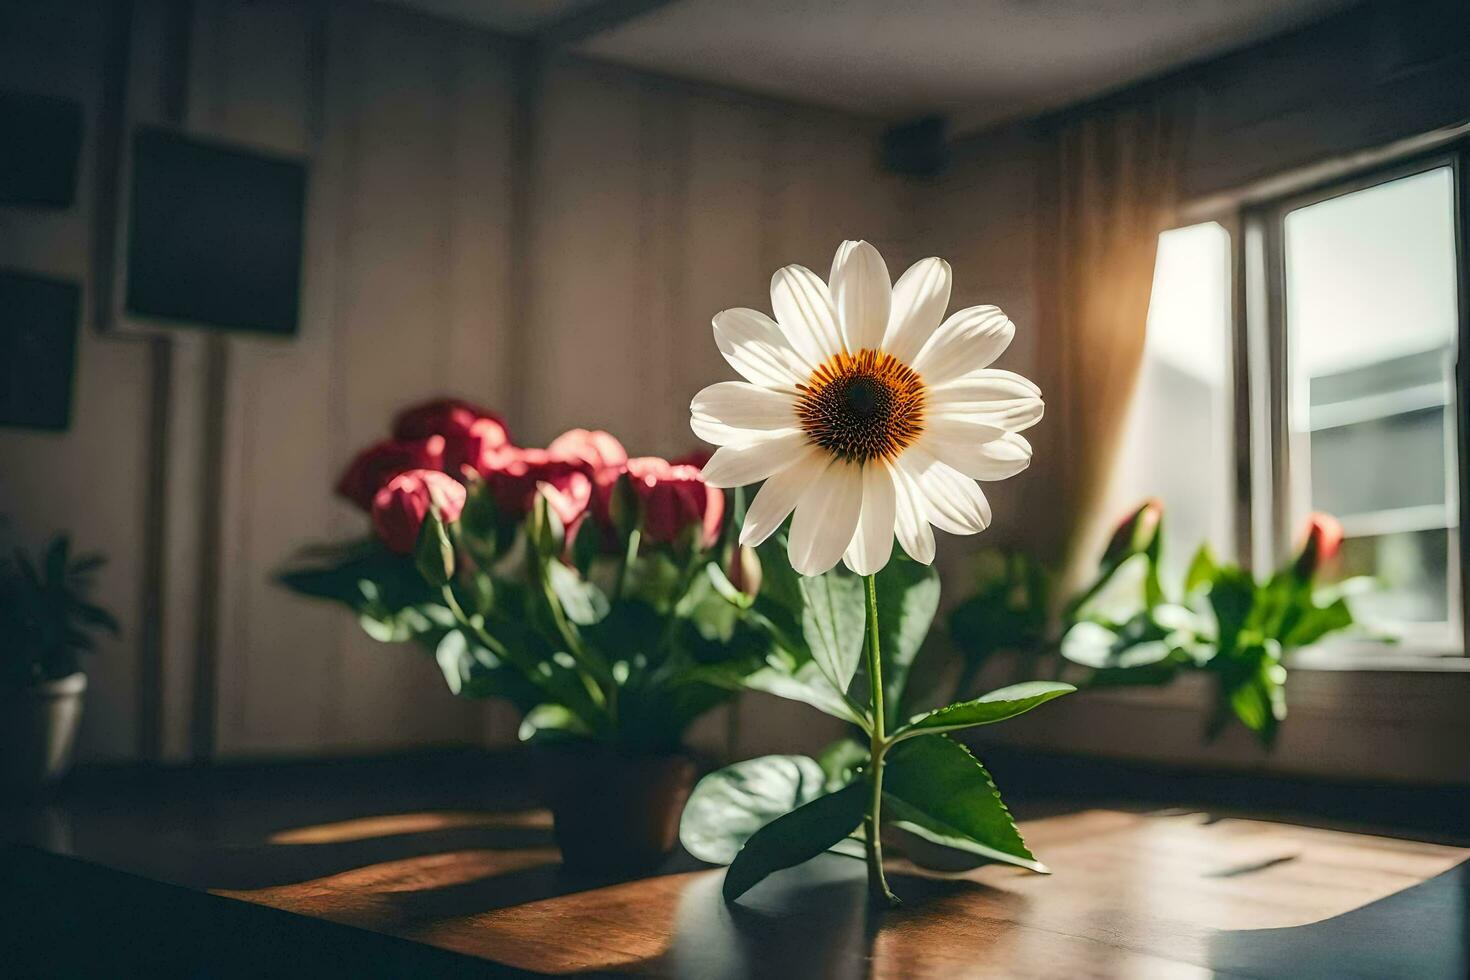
(539, 471, 593, 542)
(336, 435, 446, 511)
(626, 456, 724, 548)
(1294, 512, 1344, 580)
(547, 429, 629, 528)
(371, 469, 467, 555)
(477, 447, 592, 525)
(392, 398, 509, 443)
(442, 416, 511, 479)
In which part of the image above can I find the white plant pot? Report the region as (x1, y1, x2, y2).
(0, 672, 86, 795)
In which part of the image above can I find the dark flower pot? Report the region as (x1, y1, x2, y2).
(0, 672, 86, 796)
(535, 746, 696, 874)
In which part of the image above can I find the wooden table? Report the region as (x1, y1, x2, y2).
(3, 749, 1467, 978)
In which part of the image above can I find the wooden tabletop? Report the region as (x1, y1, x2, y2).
(3, 750, 1468, 978)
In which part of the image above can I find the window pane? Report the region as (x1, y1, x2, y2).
(1103, 222, 1233, 585)
(1282, 166, 1460, 638)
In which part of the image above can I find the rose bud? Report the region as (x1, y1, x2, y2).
(1294, 512, 1344, 580)
(442, 416, 511, 480)
(547, 428, 629, 529)
(476, 447, 593, 525)
(371, 469, 467, 555)
(531, 472, 594, 556)
(725, 543, 762, 599)
(1102, 498, 1163, 565)
(626, 457, 724, 548)
(392, 398, 509, 443)
(336, 435, 446, 511)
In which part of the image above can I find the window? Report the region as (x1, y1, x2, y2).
(1104, 223, 1233, 584)
(1280, 168, 1461, 648)
(1117, 145, 1468, 659)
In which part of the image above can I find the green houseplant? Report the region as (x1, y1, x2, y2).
(0, 533, 119, 790)
(281, 401, 765, 870)
(947, 501, 1364, 745)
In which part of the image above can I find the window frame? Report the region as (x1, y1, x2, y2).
(1227, 141, 1470, 665)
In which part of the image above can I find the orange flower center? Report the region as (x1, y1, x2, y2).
(796, 349, 926, 463)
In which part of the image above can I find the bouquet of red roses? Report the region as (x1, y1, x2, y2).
(281, 398, 766, 757)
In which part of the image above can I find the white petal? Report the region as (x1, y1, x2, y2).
(700, 431, 811, 488)
(713, 308, 806, 390)
(882, 258, 951, 363)
(739, 447, 829, 548)
(692, 417, 803, 447)
(691, 381, 797, 435)
(891, 461, 935, 564)
(899, 448, 992, 535)
(842, 462, 897, 575)
(829, 240, 891, 352)
(912, 306, 1014, 384)
(924, 429, 1032, 481)
(771, 265, 844, 368)
(787, 459, 863, 576)
(930, 370, 1044, 432)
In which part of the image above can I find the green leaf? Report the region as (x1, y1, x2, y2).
(722, 781, 867, 901)
(1184, 544, 1219, 595)
(867, 558, 940, 717)
(892, 681, 1074, 740)
(545, 560, 610, 626)
(1207, 566, 1258, 655)
(884, 734, 1042, 873)
(518, 703, 592, 744)
(680, 754, 831, 866)
(797, 570, 866, 694)
(414, 510, 455, 588)
(1280, 596, 1353, 649)
(816, 738, 869, 791)
(727, 662, 863, 726)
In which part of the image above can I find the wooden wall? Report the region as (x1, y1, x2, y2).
(0, 0, 905, 762)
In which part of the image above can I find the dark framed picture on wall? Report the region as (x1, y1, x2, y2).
(125, 127, 306, 336)
(0, 270, 81, 432)
(0, 91, 83, 208)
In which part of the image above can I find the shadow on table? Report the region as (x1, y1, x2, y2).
(1207, 858, 1470, 980)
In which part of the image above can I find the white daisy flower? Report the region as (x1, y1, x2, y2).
(691, 240, 1042, 577)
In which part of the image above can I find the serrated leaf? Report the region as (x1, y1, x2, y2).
(884, 734, 1041, 873)
(722, 781, 867, 901)
(797, 570, 866, 695)
(680, 755, 831, 865)
(893, 681, 1074, 740)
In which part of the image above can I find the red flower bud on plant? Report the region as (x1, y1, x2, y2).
(726, 543, 762, 598)
(336, 436, 446, 511)
(536, 471, 594, 550)
(1294, 512, 1344, 580)
(547, 429, 629, 529)
(1102, 498, 1163, 564)
(626, 457, 724, 548)
(371, 469, 467, 555)
(476, 447, 593, 526)
(442, 416, 512, 479)
(391, 398, 509, 443)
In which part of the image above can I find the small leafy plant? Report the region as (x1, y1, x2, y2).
(679, 532, 1073, 904)
(948, 502, 1364, 746)
(0, 534, 119, 686)
(280, 400, 764, 755)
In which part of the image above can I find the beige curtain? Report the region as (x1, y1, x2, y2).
(1033, 98, 1186, 590)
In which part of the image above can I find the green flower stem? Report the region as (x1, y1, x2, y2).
(614, 528, 641, 600)
(863, 573, 901, 909)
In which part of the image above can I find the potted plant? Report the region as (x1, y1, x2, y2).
(0, 534, 119, 792)
(946, 502, 1368, 745)
(281, 401, 765, 872)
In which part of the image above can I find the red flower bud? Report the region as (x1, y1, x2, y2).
(391, 398, 509, 444)
(336, 436, 446, 511)
(1103, 498, 1163, 564)
(442, 416, 511, 479)
(371, 469, 466, 555)
(547, 429, 629, 529)
(476, 447, 593, 527)
(626, 457, 724, 548)
(1294, 512, 1344, 580)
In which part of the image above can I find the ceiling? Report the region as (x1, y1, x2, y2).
(397, 0, 1360, 131)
